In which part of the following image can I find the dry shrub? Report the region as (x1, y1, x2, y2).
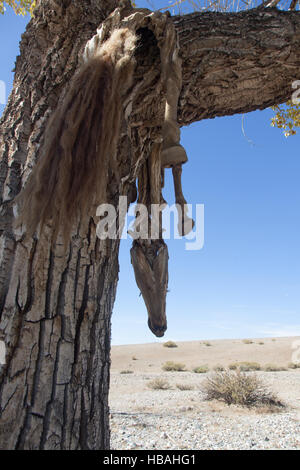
(120, 370, 133, 374)
(202, 370, 284, 409)
(288, 362, 300, 369)
(213, 365, 225, 372)
(264, 364, 288, 372)
(243, 339, 254, 344)
(193, 365, 209, 374)
(239, 362, 261, 371)
(163, 341, 178, 348)
(176, 383, 194, 391)
(228, 362, 261, 371)
(162, 361, 186, 372)
(147, 378, 171, 390)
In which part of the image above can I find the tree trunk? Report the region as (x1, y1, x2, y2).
(1, 0, 300, 450)
(0, 0, 123, 450)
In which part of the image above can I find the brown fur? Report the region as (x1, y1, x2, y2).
(16, 28, 137, 244)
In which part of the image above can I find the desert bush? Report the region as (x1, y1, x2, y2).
(200, 341, 212, 347)
(264, 364, 288, 372)
(120, 370, 133, 374)
(228, 362, 261, 371)
(213, 365, 225, 371)
(147, 378, 171, 390)
(176, 383, 194, 391)
(193, 365, 209, 374)
(163, 341, 178, 348)
(243, 339, 254, 344)
(202, 370, 284, 408)
(258, 342, 264, 345)
(162, 361, 186, 372)
(238, 362, 261, 371)
(132, 356, 138, 360)
(288, 362, 300, 369)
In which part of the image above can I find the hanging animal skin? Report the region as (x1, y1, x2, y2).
(15, 4, 194, 337)
(131, 239, 168, 337)
(128, 8, 194, 337)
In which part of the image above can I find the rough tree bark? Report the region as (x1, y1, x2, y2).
(0, 0, 124, 450)
(0, 0, 299, 450)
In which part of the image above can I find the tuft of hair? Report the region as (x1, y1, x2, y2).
(15, 28, 137, 244)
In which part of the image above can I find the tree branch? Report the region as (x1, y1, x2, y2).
(173, 8, 300, 125)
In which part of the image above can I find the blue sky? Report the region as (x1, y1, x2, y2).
(0, 2, 299, 345)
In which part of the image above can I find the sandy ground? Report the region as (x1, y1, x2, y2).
(109, 337, 300, 449)
(111, 336, 300, 373)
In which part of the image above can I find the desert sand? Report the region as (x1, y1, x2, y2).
(111, 336, 300, 373)
(109, 336, 300, 450)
